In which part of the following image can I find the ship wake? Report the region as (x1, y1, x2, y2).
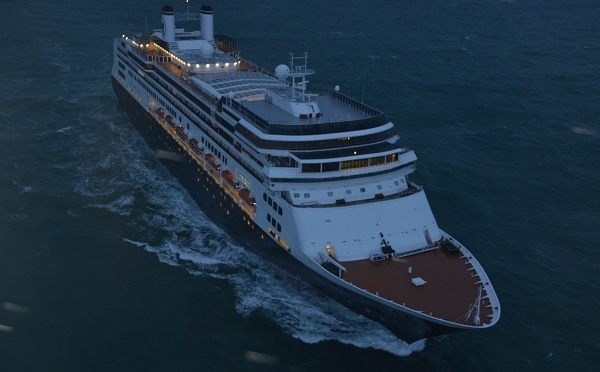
(69, 97, 424, 356)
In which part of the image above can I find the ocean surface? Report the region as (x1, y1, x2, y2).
(1, 0, 598, 370)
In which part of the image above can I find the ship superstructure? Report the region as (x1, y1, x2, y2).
(111, 4, 500, 343)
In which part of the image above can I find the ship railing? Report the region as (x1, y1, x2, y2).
(391, 245, 438, 259)
(237, 57, 276, 78)
(316, 253, 346, 278)
(291, 182, 422, 209)
(328, 88, 383, 117)
(175, 12, 202, 21)
(222, 96, 390, 136)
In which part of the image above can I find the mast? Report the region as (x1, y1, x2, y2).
(288, 52, 316, 102)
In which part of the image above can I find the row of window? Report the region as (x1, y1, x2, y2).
(127, 65, 231, 168)
(121, 52, 265, 187)
(263, 193, 283, 216)
(132, 73, 180, 122)
(291, 180, 404, 199)
(266, 213, 282, 232)
(301, 153, 399, 173)
(201, 137, 228, 165)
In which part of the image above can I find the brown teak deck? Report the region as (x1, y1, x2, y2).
(341, 248, 494, 326)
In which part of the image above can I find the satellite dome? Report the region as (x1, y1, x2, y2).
(200, 43, 214, 58)
(274, 64, 290, 80)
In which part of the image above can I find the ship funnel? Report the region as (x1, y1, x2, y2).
(161, 5, 176, 43)
(200, 5, 214, 42)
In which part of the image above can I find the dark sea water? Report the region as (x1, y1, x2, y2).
(1, 0, 599, 370)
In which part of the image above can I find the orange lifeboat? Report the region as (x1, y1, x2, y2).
(221, 170, 240, 189)
(205, 153, 221, 170)
(239, 188, 256, 208)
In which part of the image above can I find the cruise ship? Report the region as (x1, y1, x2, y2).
(111, 3, 500, 344)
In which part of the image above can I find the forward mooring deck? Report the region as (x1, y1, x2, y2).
(341, 248, 495, 326)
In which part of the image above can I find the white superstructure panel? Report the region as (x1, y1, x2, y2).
(289, 191, 441, 261)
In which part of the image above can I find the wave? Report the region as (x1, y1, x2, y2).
(571, 126, 596, 137)
(65, 80, 421, 357)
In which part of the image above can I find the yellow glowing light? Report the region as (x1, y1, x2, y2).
(196, 64, 200, 68)
(216, 63, 220, 67)
(205, 64, 210, 68)
(225, 63, 229, 67)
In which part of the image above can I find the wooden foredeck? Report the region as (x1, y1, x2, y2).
(341, 248, 494, 326)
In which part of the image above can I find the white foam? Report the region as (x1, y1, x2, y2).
(88, 194, 135, 216)
(68, 89, 420, 356)
(12, 181, 32, 194)
(572, 126, 595, 137)
(56, 126, 73, 134)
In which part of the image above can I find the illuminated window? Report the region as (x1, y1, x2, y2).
(385, 153, 399, 163)
(370, 156, 385, 166)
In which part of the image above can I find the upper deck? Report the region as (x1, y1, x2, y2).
(121, 7, 392, 140)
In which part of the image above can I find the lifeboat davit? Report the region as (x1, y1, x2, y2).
(188, 138, 204, 154)
(165, 115, 176, 127)
(176, 125, 189, 140)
